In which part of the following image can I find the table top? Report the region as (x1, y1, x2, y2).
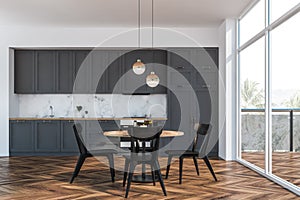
(103, 130, 184, 137)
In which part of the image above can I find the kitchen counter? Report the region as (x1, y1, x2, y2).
(9, 117, 168, 121)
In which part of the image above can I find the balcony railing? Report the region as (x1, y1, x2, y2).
(241, 108, 300, 152)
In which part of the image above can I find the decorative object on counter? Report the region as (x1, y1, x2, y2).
(84, 110, 88, 118)
(132, 59, 145, 75)
(146, 72, 160, 87)
(49, 105, 54, 117)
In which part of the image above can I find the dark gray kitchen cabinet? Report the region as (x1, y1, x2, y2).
(56, 51, 74, 93)
(166, 47, 219, 157)
(147, 50, 167, 94)
(61, 120, 78, 153)
(35, 120, 60, 152)
(90, 50, 107, 93)
(35, 51, 56, 93)
(122, 50, 152, 94)
(9, 120, 34, 152)
(105, 50, 124, 93)
(122, 49, 167, 94)
(85, 120, 116, 150)
(14, 50, 35, 93)
(73, 50, 91, 93)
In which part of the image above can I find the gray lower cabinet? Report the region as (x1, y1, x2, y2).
(61, 120, 78, 153)
(10, 120, 34, 152)
(35, 121, 60, 152)
(9, 120, 78, 155)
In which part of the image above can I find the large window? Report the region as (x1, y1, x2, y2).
(238, 0, 300, 195)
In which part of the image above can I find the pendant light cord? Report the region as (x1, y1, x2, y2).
(152, 0, 154, 48)
(138, 0, 141, 48)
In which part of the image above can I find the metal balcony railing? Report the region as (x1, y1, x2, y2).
(241, 108, 300, 152)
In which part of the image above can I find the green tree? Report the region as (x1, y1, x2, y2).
(241, 79, 264, 108)
(283, 92, 300, 108)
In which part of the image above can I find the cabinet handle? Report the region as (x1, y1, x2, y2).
(202, 84, 211, 88)
(42, 120, 51, 123)
(202, 65, 211, 70)
(176, 66, 185, 69)
(17, 120, 25, 123)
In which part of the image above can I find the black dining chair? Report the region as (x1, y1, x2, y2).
(123, 126, 167, 198)
(70, 123, 117, 183)
(165, 123, 217, 184)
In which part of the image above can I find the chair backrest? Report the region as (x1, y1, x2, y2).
(192, 123, 210, 153)
(128, 126, 163, 153)
(73, 123, 88, 155)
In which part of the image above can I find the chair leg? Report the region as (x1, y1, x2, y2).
(107, 154, 115, 183)
(151, 165, 156, 186)
(125, 163, 135, 198)
(193, 156, 199, 176)
(179, 157, 184, 184)
(165, 155, 173, 179)
(70, 154, 86, 183)
(154, 160, 167, 196)
(203, 156, 217, 181)
(123, 158, 130, 187)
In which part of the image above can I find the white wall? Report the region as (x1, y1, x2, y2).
(218, 19, 237, 160)
(1, 25, 220, 156)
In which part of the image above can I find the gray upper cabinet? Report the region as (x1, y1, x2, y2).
(91, 50, 107, 93)
(73, 50, 91, 94)
(56, 51, 74, 93)
(35, 120, 60, 152)
(14, 50, 35, 93)
(122, 49, 167, 94)
(14, 49, 167, 94)
(10, 120, 34, 153)
(36, 51, 56, 93)
(105, 50, 124, 93)
(123, 50, 152, 94)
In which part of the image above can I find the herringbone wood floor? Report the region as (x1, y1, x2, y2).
(243, 152, 300, 187)
(0, 156, 298, 200)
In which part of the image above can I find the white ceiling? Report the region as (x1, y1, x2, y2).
(0, 0, 252, 27)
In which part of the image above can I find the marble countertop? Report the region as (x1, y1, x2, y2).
(9, 117, 168, 121)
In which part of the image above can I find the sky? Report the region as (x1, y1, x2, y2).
(239, 0, 300, 106)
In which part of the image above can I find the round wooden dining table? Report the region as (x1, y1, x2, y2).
(103, 130, 184, 137)
(103, 129, 184, 183)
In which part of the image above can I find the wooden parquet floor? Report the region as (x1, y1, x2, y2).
(0, 156, 298, 200)
(243, 152, 300, 187)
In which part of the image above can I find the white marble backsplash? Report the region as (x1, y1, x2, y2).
(18, 94, 166, 118)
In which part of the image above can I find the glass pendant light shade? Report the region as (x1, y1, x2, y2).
(146, 72, 160, 87)
(132, 59, 146, 75)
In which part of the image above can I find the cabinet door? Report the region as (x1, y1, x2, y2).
(10, 120, 34, 152)
(167, 90, 195, 151)
(167, 48, 194, 90)
(105, 50, 124, 93)
(90, 50, 107, 93)
(148, 50, 167, 94)
(36, 51, 56, 93)
(123, 50, 153, 94)
(61, 120, 78, 153)
(74, 50, 91, 93)
(14, 50, 35, 93)
(56, 51, 74, 93)
(191, 48, 218, 91)
(35, 121, 60, 152)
